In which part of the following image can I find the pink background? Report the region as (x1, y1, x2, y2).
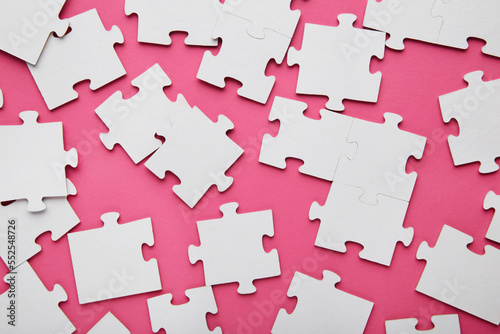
(1, 0, 500, 333)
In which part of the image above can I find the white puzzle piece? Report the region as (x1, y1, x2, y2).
(272, 270, 373, 333)
(188, 203, 280, 294)
(0, 261, 75, 333)
(0, 179, 79, 269)
(259, 96, 356, 181)
(28, 9, 126, 110)
(416, 224, 500, 325)
(0, 89, 3, 108)
(385, 314, 461, 334)
(88, 312, 130, 334)
(0, 0, 68, 64)
(145, 106, 243, 208)
(0, 110, 78, 211)
(363, 0, 443, 50)
(334, 113, 426, 204)
(96, 64, 191, 164)
(197, 12, 291, 104)
(68, 212, 161, 304)
(310, 182, 412, 266)
(148, 286, 222, 334)
(439, 71, 500, 173)
(287, 14, 386, 111)
(484, 191, 500, 244)
(125, 0, 221, 46)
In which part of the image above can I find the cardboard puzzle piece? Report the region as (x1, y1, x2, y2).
(125, 0, 220, 46)
(416, 224, 500, 325)
(433, 0, 500, 58)
(363, 0, 442, 50)
(188, 203, 280, 294)
(197, 12, 291, 104)
(0, 179, 79, 269)
(0, 0, 68, 64)
(222, 0, 300, 39)
(68, 212, 161, 304)
(385, 314, 461, 334)
(272, 270, 373, 333)
(96, 64, 191, 164)
(148, 286, 222, 334)
(145, 106, 243, 208)
(88, 312, 130, 334)
(259, 96, 356, 181)
(0, 261, 75, 333)
(310, 182, 412, 266)
(0, 110, 78, 212)
(334, 113, 426, 204)
(484, 190, 500, 244)
(287, 14, 385, 111)
(439, 71, 500, 173)
(28, 9, 126, 110)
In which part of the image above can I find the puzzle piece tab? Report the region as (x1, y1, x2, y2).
(385, 314, 461, 334)
(188, 203, 280, 294)
(88, 312, 130, 334)
(484, 190, 500, 244)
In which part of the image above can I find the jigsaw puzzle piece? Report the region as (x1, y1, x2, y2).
(416, 224, 500, 325)
(484, 191, 500, 244)
(188, 203, 280, 294)
(68, 212, 161, 304)
(88, 312, 130, 334)
(0, 0, 68, 64)
(0, 89, 3, 108)
(287, 14, 386, 111)
(0, 261, 75, 333)
(197, 12, 291, 104)
(28, 9, 126, 110)
(334, 113, 426, 204)
(259, 97, 356, 181)
(310, 182, 412, 266)
(439, 71, 500, 173)
(385, 314, 461, 334)
(272, 270, 373, 333)
(125, 0, 220, 46)
(147, 286, 222, 334)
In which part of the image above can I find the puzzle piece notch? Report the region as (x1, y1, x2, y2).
(484, 191, 500, 244)
(416, 224, 500, 325)
(88, 312, 130, 334)
(287, 14, 386, 111)
(188, 202, 280, 294)
(439, 71, 500, 173)
(259, 96, 356, 181)
(385, 314, 461, 334)
(148, 286, 222, 334)
(28, 8, 126, 110)
(125, 0, 220, 46)
(272, 270, 373, 333)
(0, 0, 69, 64)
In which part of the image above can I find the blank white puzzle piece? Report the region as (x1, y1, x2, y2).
(125, 0, 221, 46)
(68, 212, 161, 304)
(259, 96, 356, 181)
(0, 110, 78, 212)
(88, 312, 130, 334)
(0, 261, 75, 333)
(188, 203, 280, 294)
(416, 224, 500, 324)
(147, 285, 222, 334)
(28, 8, 126, 110)
(288, 14, 385, 111)
(439, 71, 500, 173)
(0, 0, 68, 64)
(385, 314, 461, 334)
(145, 106, 243, 208)
(484, 190, 500, 244)
(310, 182, 412, 266)
(96, 63, 190, 164)
(272, 270, 373, 333)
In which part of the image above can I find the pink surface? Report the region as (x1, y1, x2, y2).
(1, 0, 500, 333)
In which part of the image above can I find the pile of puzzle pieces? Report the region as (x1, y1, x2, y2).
(1, 0, 500, 333)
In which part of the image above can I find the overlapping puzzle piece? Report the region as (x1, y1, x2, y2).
(28, 9, 126, 110)
(188, 202, 280, 294)
(416, 224, 500, 324)
(272, 270, 373, 333)
(88, 312, 130, 334)
(385, 314, 461, 334)
(484, 191, 500, 244)
(148, 286, 221, 334)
